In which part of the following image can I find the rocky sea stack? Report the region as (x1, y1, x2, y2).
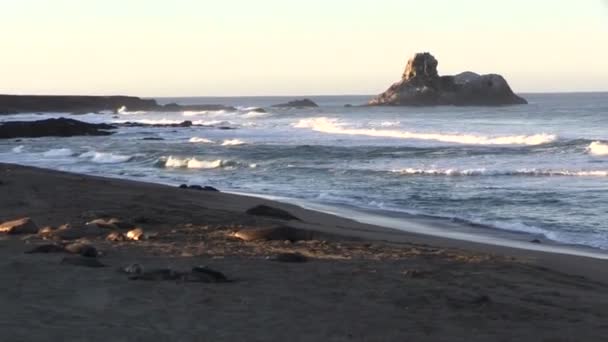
(369, 52, 527, 106)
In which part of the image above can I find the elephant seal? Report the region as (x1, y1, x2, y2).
(25, 244, 66, 254)
(61, 256, 106, 268)
(245, 205, 300, 221)
(271, 252, 309, 263)
(187, 266, 230, 283)
(64, 242, 99, 257)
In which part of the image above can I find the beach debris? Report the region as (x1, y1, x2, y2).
(178, 184, 220, 192)
(245, 205, 301, 221)
(270, 252, 309, 263)
(61, 256, 106, 268)
(0, 217, 39, 234)
(233, 226, 316, 242)
(126, 228, 144, 241)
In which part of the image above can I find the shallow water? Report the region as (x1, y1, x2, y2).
(1, 93, 607, 249)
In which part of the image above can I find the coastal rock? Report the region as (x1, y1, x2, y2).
(272, 99, 319, 108)
(368, 52, 527, 106)
(0, 118, 115, 139)
(161, 103, 237, 112)
(0, 217, 39, 234)
(0, 94, 158, 114)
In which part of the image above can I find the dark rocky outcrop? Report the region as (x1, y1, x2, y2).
(272, 99, 319, 108)
(0, 118, 115, 139)
(161, 103, 237, 112)
(0, 95, 158, 114)
(0, 94, 238, 115)
(369, 52, 527, 106)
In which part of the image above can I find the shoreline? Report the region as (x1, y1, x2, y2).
(2, 162, 608, 280)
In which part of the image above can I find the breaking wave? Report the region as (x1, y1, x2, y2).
(42, 148, 74, 157)
(392, 168, 608, 177)
(79, 151, 133, 164)
(189, 137, 214, 144)
(294, 117, 557, 146)
(12, 145, 24, 153)
(221, 139, 245, 146)
(587, 141, 608, 156)
(159, 156, 255, 169)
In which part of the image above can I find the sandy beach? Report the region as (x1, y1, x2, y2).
(1, 162, 608, 341)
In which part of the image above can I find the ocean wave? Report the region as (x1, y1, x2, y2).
(12, 145, 24, 153)
(159, 156, 255, 169)
(241, 111, 269, 119)
(392, 168, 608, 177)
(294, 117, 557, 146)
(189, 137, 214, 144)
(42, 148, 74, 157)
(79, 151, 133, 164)
(117, 106, 147, 115)
(221, 139, 245, 146)
(183, 110, 226, 117)
(587, 141, 608, 156)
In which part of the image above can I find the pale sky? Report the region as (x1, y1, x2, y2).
(1, 0, 607, 96)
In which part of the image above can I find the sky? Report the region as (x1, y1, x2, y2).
(1, 0, 607, 96)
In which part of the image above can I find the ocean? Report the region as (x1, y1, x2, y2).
(1, 93, 607, 250)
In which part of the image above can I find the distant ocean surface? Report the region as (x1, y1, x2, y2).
(1, 93, 607, 249)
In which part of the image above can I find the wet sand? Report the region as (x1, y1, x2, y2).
(1, 162, 608, 341)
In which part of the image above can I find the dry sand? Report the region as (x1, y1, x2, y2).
(1, 163, 608, 341)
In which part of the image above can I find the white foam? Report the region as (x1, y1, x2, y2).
(294, 117, 557, 146)
(392, 168, 608, 177)
(42, 148, 74, 157)
(189, 137, 214, 144)
(79, 151, 133, 164)
(163, 156, 224, 169)
(241, 111, 268, 119)
(12, 145, 24, 153)
(587, 141, 608, 156)
(221, 139, 245, 146)
(183, 110, 226, 117)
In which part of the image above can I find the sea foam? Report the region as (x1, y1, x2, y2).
(79, 151, 133, 164)
(189, 137, 214, 144)
(587, 141, 608, 156)
(392, 168, 608, 177)
(294, 117, 557, 146)
(42, 148, 74, 157)
(221, 139, 245, 146)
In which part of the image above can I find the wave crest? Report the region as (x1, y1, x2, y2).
(294, 117, 557, 146)
(392, 168, 608, 177)
(42, 148, 74, 157)
(221, 139, 245, 146)
(587, 141, 608, 156)
(79, 151, 133, 164)
(189, 137, 214, 144)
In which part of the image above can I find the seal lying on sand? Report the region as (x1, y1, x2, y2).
(245, 205, 301, 221)
(61, 256, 106, 268)
(25, 242, 99, 257)
(233, 226, 320, 242)
(123, 264, 230, 283)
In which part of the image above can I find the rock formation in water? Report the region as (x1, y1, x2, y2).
(272, 99, 319, 108)
(368, 52, 527, 106)
(0, 118, 115, 139)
